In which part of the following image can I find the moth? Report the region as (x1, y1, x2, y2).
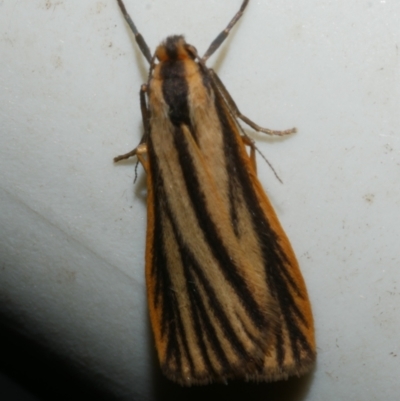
(114, 0, 315, 386)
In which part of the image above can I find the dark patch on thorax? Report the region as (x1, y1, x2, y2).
(160, 60, 191, 128)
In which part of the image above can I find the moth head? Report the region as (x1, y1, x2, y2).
(156, 35, 198, 61)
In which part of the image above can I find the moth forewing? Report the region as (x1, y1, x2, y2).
(114, 0, 315, 386)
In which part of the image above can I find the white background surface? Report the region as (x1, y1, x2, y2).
(1, 0, 399, 400)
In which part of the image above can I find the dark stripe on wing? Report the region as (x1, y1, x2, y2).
(150, 141, 265, 378)
(213, 91, 313, 365)
(148, 127, 268, 379)
(148, 140, 197, 378)
(172, 125, 268, 331)
(189, 254, 254, 362)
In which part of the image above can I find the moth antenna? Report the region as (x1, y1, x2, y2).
(116, 0, 152, 64)
(202, 0, 250, 62)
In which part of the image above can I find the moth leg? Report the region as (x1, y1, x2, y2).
(114, 84, 150, 172)
(209, 69, 297, 136)
(115, 0, 152, 64)
(114, 143, 148, 169)
(241, 135, 283, 183)
(241, 135, 257, 173)
(202, 0, 249, 62)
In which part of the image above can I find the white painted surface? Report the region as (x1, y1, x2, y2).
(1, 0, 399, 400)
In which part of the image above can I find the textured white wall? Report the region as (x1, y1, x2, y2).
(1, 1, 399, 400)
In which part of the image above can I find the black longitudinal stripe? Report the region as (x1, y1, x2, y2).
(271, 271, 309, 366)
(149, 148, 198, 378)
(149, 137, 225, 378)
(148, 145, 172, 331)
(148, 81, 235, 377)
(160, 56, 192, 129)
(197, 66, 241, 236)
(278, 271, 308, 327)
(165, 283, 196, 378)
(279, 258, 305, 299)
(151, 204, 166, 311)
(171, 125, 268, 331)
(148, 148, 169, 315)
(160, 193, 217, 378)
(148, 139, 189, 374)
(287, 321, 314, 363)
(213, 97, 291, 285)
(173, 241, 217, 377)
(189, 255, 256, 364)
(147, 134, 167, 314)
(213, 93, 313, 359)
(226, 166, 241, 237)
(183, 262, 228, 377)
(264, 263, 313, 363)
(163, 292, 182, 371)
(159, 172, 255, 376)
(159, 210, 197, 378)
(180, 242, 239, 374)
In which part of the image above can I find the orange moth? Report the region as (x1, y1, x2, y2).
(114, 0, 315, 386)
